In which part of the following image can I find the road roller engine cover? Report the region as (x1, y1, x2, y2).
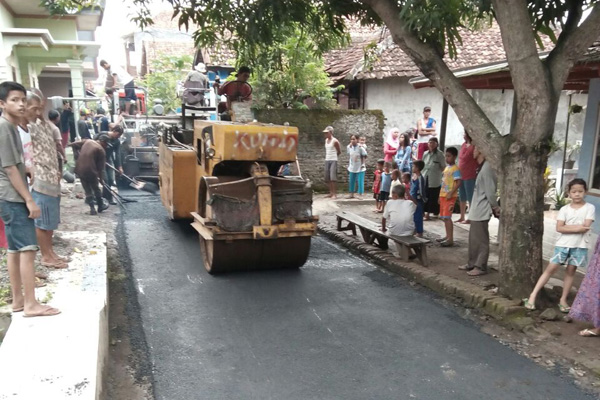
(159, 120, 318, 273)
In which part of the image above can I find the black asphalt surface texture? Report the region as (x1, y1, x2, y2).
(121, 195, 593, 400)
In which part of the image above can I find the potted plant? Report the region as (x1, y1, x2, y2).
(564, 142, 581, 169)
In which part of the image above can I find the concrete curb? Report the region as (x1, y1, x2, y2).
(318, 225, 527, 322)
(0, 232, 108, 400)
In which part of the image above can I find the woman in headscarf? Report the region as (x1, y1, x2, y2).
(383, 128, 400, 163)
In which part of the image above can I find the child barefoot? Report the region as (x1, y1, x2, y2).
(378, 162, 393, 213)
(524, 179, 595, 312)
(373, 159, 384, 212)
(438, 147, 461, 247)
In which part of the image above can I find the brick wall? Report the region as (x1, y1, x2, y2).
(256, 109, 385, 192)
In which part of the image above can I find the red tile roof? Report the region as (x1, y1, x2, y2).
(326, 22, 556, 81)
(323, 19, 386, 84)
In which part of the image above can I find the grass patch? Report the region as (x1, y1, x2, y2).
(0, 285, 10, 307)
(40, 291, 53, 304)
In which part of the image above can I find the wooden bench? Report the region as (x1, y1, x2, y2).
(336, 211, 430, 266)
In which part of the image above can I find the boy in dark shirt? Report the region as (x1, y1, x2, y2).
(0, 82, 60, 317)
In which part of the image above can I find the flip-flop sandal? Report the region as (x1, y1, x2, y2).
(522, 298, 536, 310)
(23, 306, 61, 318)
(12, 307, 24, 313)
(35, 270, 48, 280)
(41, 261, 68, 269)
(458, 265, 473, 271)
(579, 329, 599, 337)
(467, 268, 488, 276)
(558, 304, 571, 313)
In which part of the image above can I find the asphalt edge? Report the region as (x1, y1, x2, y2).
(109, 206, 157, 398)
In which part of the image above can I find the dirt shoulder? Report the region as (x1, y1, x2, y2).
(0, 183, 153, 399)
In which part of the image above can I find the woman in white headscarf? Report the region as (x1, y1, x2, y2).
(383, 128, 400, 163)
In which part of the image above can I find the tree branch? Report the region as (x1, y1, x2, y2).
(360, 0, 505, 168)
(547, 3, 600, 94)
(491, 0, 548, 100)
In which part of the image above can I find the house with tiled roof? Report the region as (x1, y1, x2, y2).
(325, 23, 584, 154)
(123, 10, 235, 78)
(0, 1, 105, 99)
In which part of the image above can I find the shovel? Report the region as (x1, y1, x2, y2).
(105, 163, 158, 194)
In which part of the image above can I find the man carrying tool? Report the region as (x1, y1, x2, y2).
(73, 135, 110, 215)
(102, 125, 123, 205)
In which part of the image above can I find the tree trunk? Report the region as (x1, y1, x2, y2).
(497, 138, 548, 300)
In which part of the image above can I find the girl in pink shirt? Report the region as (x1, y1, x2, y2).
(383, 128, 399, 163)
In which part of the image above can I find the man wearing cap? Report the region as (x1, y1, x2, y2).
(323, 126, 341, 198)
(184, 63, 210, 106)
(416, 106, 437, 160)
(73, 135, 110, 215)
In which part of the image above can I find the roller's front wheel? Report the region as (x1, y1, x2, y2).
(199, 237, 311, 274)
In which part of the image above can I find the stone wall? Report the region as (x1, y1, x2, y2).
(256, 109, 385, 192)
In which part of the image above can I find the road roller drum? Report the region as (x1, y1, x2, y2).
(159, 119, 317, 273)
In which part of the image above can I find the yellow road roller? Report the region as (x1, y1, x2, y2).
(159, 120, 317, 273)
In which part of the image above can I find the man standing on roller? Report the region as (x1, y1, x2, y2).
(100, 60, 140, 115)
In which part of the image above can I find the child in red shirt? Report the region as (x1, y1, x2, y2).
(373, 159, 384, 212)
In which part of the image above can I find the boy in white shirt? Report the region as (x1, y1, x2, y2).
(381, 184, 416, 237)
(524, 179, 595, 312)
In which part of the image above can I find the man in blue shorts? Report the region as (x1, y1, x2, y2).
(0, 81, 60, 317)
(27, 90, 69, 269)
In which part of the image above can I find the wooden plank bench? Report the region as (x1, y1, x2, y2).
(336, 211, 430, 266)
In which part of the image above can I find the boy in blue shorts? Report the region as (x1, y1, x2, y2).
(524, 178, 594, 312)
(0, 81, 60, 317)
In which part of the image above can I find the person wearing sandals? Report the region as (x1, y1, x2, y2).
(26, 90, 69, 269)
(569, 235, 600, 337)
(458, 149, 498, 276)
(524, 179, 594, 313)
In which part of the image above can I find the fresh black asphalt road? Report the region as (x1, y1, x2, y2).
(120, 196, 593, 400)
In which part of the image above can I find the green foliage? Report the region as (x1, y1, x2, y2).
(553, 191, 568, 209)
(241, 29, 341, 110)
(0, 286, 9, 307)
(41, 0, 99, 14)
(398, 0, 493, 58)
(138, 54, 193, 114)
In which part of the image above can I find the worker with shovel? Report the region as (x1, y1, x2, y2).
(73, 135, 110, 215)
(102, 125, 123, 205)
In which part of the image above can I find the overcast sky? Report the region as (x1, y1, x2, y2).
(96, 0, 171, 66)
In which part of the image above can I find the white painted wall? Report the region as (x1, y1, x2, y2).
(364, 77, 588, 175)
(364, 77, 463, 146)
(0, 5, 14, 28)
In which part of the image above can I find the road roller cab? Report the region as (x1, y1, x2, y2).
(159, 119, 317, 273)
